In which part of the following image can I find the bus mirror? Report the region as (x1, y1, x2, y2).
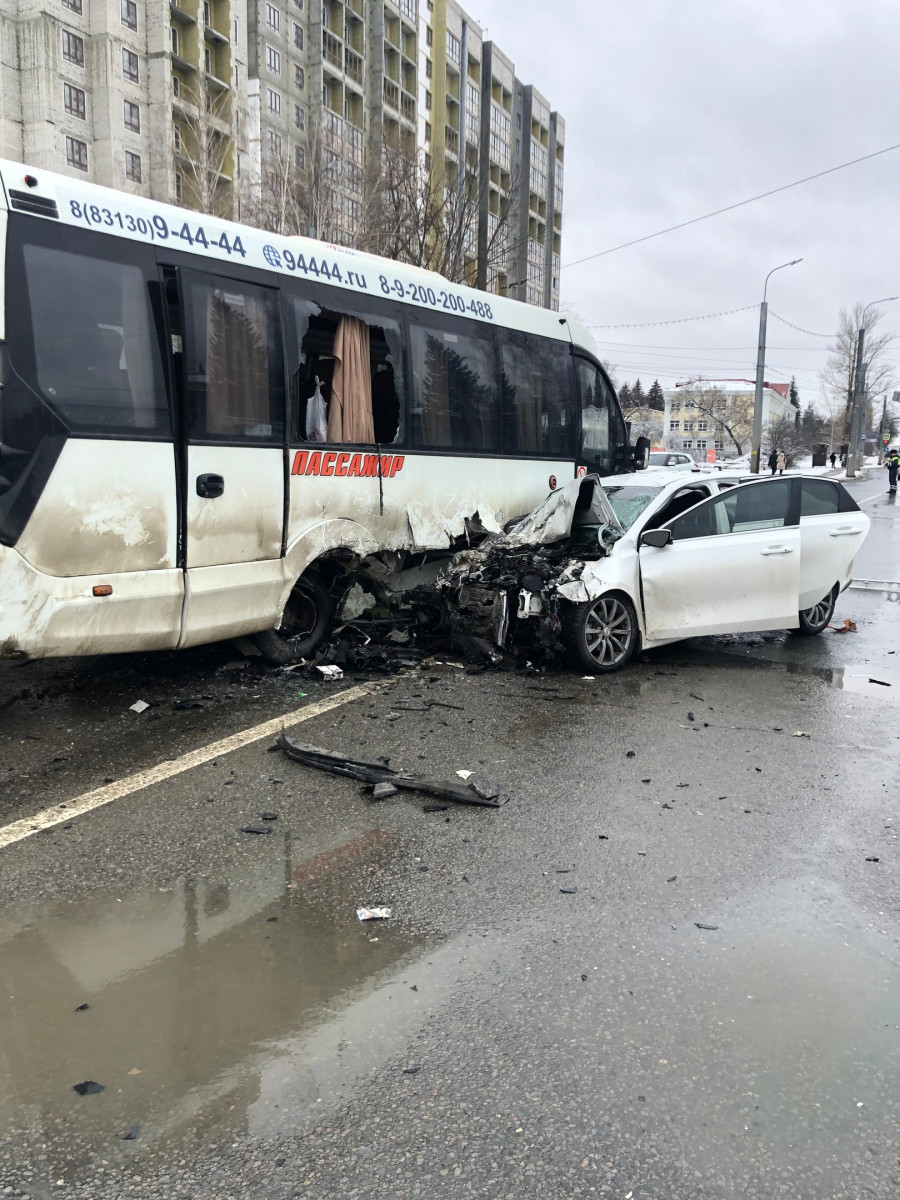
(632, 436, 651, 471)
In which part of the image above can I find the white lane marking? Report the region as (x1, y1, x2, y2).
(858, 491, 892, 504)
(0, 682, 378, 851)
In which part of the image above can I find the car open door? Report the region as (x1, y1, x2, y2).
(638, 478, 800, 640)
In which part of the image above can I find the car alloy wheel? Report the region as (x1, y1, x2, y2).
(796, 584, 837, 636)
(564, 593, 638, 672)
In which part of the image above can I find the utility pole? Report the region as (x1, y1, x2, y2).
(750, 259, 801, 473)
(846, 297, 897, 478)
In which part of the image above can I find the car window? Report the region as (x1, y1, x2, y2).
(642, 485, 711, 530)
(602, 484, 666, 529)
(668, 479, 792, 541)
(800, 478, 840, 516)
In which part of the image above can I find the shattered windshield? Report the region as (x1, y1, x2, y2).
(601, 485, 666, 530)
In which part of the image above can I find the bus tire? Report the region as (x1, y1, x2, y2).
(254, 571, 334, 665)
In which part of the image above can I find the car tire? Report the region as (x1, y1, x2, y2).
(795, 584, 837, 636)
(254, 571, 334, 665)
(563, 592, 639, 673)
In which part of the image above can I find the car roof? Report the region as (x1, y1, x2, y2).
(602, 469, 743, 492)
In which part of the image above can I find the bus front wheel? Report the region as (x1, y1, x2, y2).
(254, 572, 334, 665)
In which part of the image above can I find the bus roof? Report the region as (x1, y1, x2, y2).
(0, 157, 596, 353)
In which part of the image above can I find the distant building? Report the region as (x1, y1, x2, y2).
(663, 381, 798, 459)
(0, 0, 251, 217)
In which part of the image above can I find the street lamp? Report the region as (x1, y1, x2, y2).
(750, 259, 802, 473)
(846, 296, 897, 478)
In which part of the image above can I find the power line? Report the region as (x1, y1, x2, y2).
(769, 311, 834, 339)
(564, 142, 900, 269)
(589, 304, 756, 330)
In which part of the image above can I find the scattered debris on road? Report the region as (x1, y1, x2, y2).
(121, 1126, 140, 1141)
(240, 825, 273, 835)
(74, 1003, 89, 1012)
(560, 886, 578, 894)
(72, 1081, 105, 1096)
(316, 664, 344, 680)
(357, 906, 392, 921)
(277, 734, 510, 807)
(694, 923, 719, 931)
(792, 731, 811, 738)
(830, 618, 858, 633)
(128, 699, 149, 714)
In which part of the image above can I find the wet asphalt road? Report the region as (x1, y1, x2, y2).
(0, 477, 898, 1200)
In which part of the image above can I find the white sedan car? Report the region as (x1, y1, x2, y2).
(488, 470, 870, 672)
(647, 451, 695, 469)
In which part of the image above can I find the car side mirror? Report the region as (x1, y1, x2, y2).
(639, 528, 673, 549)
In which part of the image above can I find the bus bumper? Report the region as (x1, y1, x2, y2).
(0, 546, 184, 659)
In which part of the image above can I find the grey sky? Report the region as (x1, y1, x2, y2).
(471, 0, 900, 406)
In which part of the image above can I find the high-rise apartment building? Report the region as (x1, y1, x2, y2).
(0, 0, 250, 215)
(0, 0, 563, 307)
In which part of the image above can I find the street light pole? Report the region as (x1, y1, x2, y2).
(750, 259, 802, 474)
(846, 296, 897, 478)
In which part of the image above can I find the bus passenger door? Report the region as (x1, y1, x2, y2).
(174, 269, 286, 646)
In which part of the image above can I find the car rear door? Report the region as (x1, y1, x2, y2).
(797, 478, 868, 607)
(638, 478, 800, 640)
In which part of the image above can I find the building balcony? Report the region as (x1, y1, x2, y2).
(445, 125, 459, 155)
(169, 1, 196, 24)
(383, 77, 400, 111)
(171, 50, 198, 73)
(204, 23, 229, 44)
(323, 30, 344, 73)
(344, 47, 364, 86)
(400, 90, 415, 124)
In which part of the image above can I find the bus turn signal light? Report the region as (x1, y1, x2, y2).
(92, 584, 113, 597)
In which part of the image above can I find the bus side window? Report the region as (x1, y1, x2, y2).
(575, 358, 614, 475)
(408, 322, 499, 453)
(182, 274, 284, 442)
(500, 333, 574, 456)
(284, 296, 403, 445)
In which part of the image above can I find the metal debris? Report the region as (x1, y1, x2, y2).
(357, 906, 392, 921)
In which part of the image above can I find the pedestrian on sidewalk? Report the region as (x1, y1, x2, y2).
(777, 450, 786, 475)
(830, 451, 837, 468)
(768, 449, 778, 475)
(887, 448, 900, 494)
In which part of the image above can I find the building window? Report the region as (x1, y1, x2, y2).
(122, 48, 139, 81)
(170, 26, 180, 54)
(425, 57, 431, 77)
(424, 89, 431, 110)
(293, 103, 304, 128)
(123, 99, 141, 131)
(204, 46, 213, 72)
(669, 420, 679, 432)
(266, 2, 280, 30)
(175, 172, 183, 202)
(683, 421, 693, 432)
(173, 122, 182, 150)
(425, 25, 432, 46)
(294, 65, 304, 87)
(267, 129, 283, 156)
(682, 440, 693, 450)
(61, 0, 82, 12)
(696, 420, 707, 432)
(695, 439, 707, 451)
(267, 87, 281, 114)
(125, 151, 142, 182)
(424, 120, 431, 142)
(62, 30, 84, 66)
(65, 135, 88, 170)
(294, 144, 304, 169)
(293, 22, 303, 48)
(293, 0, 303, 7)
(714, 439, 724, 450)
(172, 74, 180, 95)
(447, 30, 459, 62)
(63, 82, 86, 119)
(683, 399, 695, 409)
(266, 44, 281, 73)
(121, 0, 137, 29)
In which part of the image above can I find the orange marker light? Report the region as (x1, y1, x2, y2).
(92, 584, 113, 597)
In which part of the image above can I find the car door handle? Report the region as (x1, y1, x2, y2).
(829, 526, 862, 537)
(196, 472, 225, 499)
(760, 545, 794, 555)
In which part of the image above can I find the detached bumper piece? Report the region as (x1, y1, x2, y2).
(277, 734, 509, 807)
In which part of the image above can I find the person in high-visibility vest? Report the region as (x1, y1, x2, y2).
(887, 449, 900, 494)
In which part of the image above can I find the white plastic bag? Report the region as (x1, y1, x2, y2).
(305, 376, 327, 442)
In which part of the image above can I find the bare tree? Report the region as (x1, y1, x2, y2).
(764, 412, 807, 465)
(672, 379, 753, 456)
(174, 80, 237, 219)
(821, 303, 897, 441)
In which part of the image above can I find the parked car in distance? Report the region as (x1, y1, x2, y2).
(648, 451, 695, 469)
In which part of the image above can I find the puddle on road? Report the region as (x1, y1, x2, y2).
(0, 827, 429, 1185)
(822, 666, 900, 699)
